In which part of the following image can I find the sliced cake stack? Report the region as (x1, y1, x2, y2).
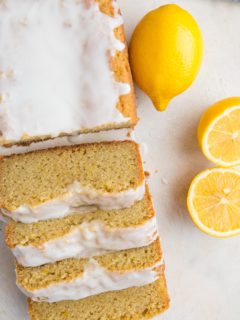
(0, 0, 169, 319)
(1, 142, 169, 319)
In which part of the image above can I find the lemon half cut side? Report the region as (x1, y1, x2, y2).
(198, 97, 240, 167)
(187, 167, 240, 238)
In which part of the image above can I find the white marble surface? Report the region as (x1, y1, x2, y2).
(1, 0, 240, 319)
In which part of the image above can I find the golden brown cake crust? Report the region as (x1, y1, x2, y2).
(28, 275, 170, 320)
(96, 0, 137, 124)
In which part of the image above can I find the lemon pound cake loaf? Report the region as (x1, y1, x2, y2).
(16, 240, 162, 302)
(28, 274, 169, 320)
(0, 141, 145, 223)
(6, 188, 157, 267)
(0, 0, 137, 147)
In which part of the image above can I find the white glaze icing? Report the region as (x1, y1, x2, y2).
(0, 0, 130, 143)
(12, 217, 158, 267)
(17, 258, 161, 302)
(2, 182, 145, 223)
(0, 128, 133, 156)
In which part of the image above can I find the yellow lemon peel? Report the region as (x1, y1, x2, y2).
(129, 4, 203, 111)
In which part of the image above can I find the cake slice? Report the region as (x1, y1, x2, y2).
(28, 275, 169, 320)
(16, 239, 162, 302)
(0, 141, 145, 223)
(6, 187, 157, 267)
(0, 0, 137, 147)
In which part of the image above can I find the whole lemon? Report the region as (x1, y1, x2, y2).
(129, 4, 203, 111)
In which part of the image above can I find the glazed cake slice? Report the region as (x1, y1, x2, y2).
(16, 239, 162, 302)
(0, 141, 145, 223)
(0, 0, 137, 147)
(6, 188, 157, 267)
(28, 274, 169, 320)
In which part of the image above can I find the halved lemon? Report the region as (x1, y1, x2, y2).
(187, 167, 240, 238)
(198, 97, 240, 167)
